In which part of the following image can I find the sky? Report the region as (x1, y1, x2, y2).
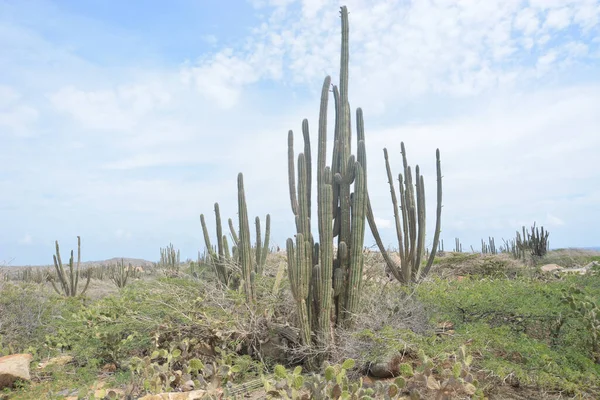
(1, 0, 599, 266)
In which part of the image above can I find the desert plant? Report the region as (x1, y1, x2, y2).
(562, 287, 600, 363)
(110, 258, 131, 289)
(49, 236, 91, 297)
(481, 237, 497, 255)
(369, 143, 442, 283)
(410, 347, 483, 400)
(238, 172, 256, 303)
(201, 202, 234, 285)
(286, 6, 368, 368)
(265, 359, 406, 399)
(255, 214, 271, 275)
(159, 243, 180, 273)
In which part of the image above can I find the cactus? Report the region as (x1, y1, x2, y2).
(49, 236, 91, 297)
(455, 238, 462, 253)
(237, 173, 255, 303)
(285, 6, 370, 367)
(200, 203, 232, 284)
(481, 237, 497, 254)
(159, 243, 180, 272)
(110, 258, 131, 288)
(254, 214, 271, 275)
(368, 143, 442, 283)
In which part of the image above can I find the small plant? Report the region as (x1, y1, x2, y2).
(410, 346, 484, 400)
(562, 287, 600, 363)
(265, 359, 406, 399)
(49, 236, 91, 297)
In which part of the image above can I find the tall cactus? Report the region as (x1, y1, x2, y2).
(200, 203, 233, 284)
(255, 214, 271, 275)
(50, 236, 91, 297)
(368, 143, 442, 283)
(285, 6, 368, 365)
(237, 173, 255, 303)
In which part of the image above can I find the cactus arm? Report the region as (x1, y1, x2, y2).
(302, 119, 312, 220)
(421, 149, 442, 278)
(255, 216, 262, 274)
(288, 130, 299, 218)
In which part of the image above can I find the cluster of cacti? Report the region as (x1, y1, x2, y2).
(286, 6, 368, 365)
(520, 223, 550, 258)
(454, 238, 462, 253)
(501, 238, 522, 259)
(481, 237, 497, 254)
(109, 258, 133, 288)
(17, 267, 47, 284)
(159, 243, 180, 272)
(200, 198, 271, 293)
(369, 143, 442, 283)
(49, 236, 91, 297)
(502, 223, 550, 260)
(201, 203, 234, 285)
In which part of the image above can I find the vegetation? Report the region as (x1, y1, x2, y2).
(1, 5, 598, 400)
(48, 236, 91, 297)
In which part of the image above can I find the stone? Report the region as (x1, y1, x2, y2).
(37, 355, 74, 369)
(138, 390, 217, 400)
(0, 354, 33, 389)
(540, 264, 562, 272)
(181, 380, 195, 392)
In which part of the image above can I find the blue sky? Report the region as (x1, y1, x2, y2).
(1, 0, 599, 266)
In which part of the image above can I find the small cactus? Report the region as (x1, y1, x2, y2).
(49, 236, 91, 297)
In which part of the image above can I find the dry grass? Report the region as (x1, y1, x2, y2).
(540, 248, 600, 268)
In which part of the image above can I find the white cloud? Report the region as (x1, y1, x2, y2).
(1, 0, 599, 263)
(546, 214, 565, 227)
(19, 234, 32, 245)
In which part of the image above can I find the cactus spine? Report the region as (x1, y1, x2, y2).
(50, 236, 91, 297)
(286, 6, 368, 365)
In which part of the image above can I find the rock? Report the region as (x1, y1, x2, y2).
(138, 390, 216, 400)
(181, 380, 195, 392)
(37, 355, 74, 369)
(583, 261, 599, 270)
(0, 354, 33, 389)
(540, 264, 562, 273)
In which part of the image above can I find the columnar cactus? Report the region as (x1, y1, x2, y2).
(237, 173, 255, 303)
(159, 243, 180, 272)
(286, 6, 369, 365)
(110, 258, 131, 288)
(200, 203, 233, 284)
(368, 144, 442, 283)
(255, 214, 271, 275)
(50, 236, 91, 297)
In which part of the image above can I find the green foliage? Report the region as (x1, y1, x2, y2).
(265, 359, 387, 400)
(561, 286, 600, 363)
(415, 276, 600, 394)
(0, 282, 65, 356)
(409, 347, 484, 400)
